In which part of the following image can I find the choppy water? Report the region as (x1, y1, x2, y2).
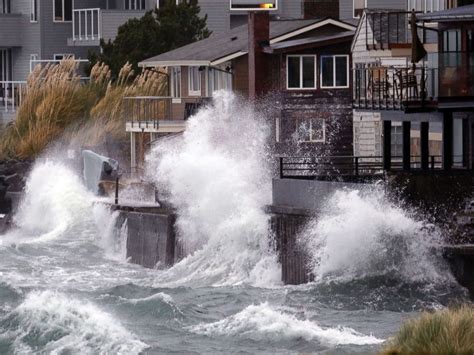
(0, 92, 469, 354)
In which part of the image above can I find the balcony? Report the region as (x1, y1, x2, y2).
(0, 81, 26, 113)
(124, 96, 211, 133)
(0, 13, 21, 47)
(353, 52, 474, 111)
(407, 0, 458, 13)
(68, 8, 146, 46)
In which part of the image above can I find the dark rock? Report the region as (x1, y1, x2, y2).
(5, 174, 23, 192)
(0, 195, 12, 214)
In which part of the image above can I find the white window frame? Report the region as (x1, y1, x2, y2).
(353, 0, 367, 18)
(53, 0, 72, 23)
(298, 119, 326, 143)
(30, 0, 38, 22)
(156, 0, 182, 8)
(125, 0, 146, 10)
(286, 55, 317, 90)
(170, 66, 182, 100)
(188, 66, 202, 96)
(320, 55, 349, 89)
(29, 54, 39, 72)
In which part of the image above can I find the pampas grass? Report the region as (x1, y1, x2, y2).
(0, 59, 166, 159)
(381, 305, 474, 355)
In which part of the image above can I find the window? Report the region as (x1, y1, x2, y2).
(30, 54, 39, 72)
(171, 67, 181, 98)
(287, 55, 316, 90)
(1, 0, 10, 14)
(320, 55, 349, 88)
(391, 124, 403, 158)
(157, 0, 184, 8)
(297, 119, 326, 143)
(207, 65, 232, 94)
(188, 67, 201, 96)
(353, 0, 366, 18)
(54, 0, 72, 22)
(125, 0, 146, 10)
(30, 0, 38, 22)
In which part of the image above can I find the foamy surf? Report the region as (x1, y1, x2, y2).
(0, 290, 148, 354)
(147, 91, 281, 288)
(188, 303, 384, 346)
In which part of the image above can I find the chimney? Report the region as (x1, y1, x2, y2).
(248, 11, 270, 101)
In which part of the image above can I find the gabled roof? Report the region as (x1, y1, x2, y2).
(264, 31, 355, 53)
(140, 18, 356, 67)
(418, 5, 474, 22)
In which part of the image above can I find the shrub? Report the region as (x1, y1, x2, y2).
(381, 305, 474, 355)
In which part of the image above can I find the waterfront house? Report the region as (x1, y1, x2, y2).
(131, 15, 357, 171)
(352, 2, 473, 171)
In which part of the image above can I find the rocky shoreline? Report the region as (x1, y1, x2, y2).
(0, 160, 31, 233)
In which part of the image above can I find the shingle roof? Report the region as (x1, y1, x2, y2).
(417, 5, 474, 21)
(139, 18, 356, 67)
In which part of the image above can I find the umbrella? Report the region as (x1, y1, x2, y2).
(411, 10, 427, 64)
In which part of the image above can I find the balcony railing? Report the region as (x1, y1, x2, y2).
(407, 0, 457, 13)
(72, 8, 101, 41)
(354, 52, 474, 110)
(0, 81, 26, 113)
(353, 66, 438, 110)
(123, 96, 211, 130)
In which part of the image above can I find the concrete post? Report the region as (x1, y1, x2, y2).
(403, 121, 411, 171)
(421, 121, 429, 170)
(383, 120, 392, 171)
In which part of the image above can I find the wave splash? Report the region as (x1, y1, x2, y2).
(301, 188, 451, 284)
(147, 91, 280, 287)
(0, 290, 147, 354)
(189, 303, 383, 346)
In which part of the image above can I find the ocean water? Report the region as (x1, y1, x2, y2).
(0, 92, 468, 354)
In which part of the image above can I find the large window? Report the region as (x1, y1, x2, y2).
(30, 0, 38, 22)
(297, 118, 326, 143)
(188, 67, 201, 96)
(320, 55, 349, 88)
(287, 55, 316, 90)
(208, 65, 232, 94)
(171, 67, 181, 98)
(54, 0, 72, 22)
(125, 0, 146, 10)
(353, 0, 366, 18)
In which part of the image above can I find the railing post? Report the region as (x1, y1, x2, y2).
(279, 157, 284, 179)
(98, 9, 102, 40)
(430, 155, 435, 170)
(355, 157, 359, 176)
(79, 11, 82, 40)
(73, 11, 76, 40)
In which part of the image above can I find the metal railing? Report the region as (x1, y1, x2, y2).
(123, 96, 211, 130)
(353, 66, 438, 110)
(72, 8, 101, 41)
(407, 0, 457, 13)
(0, 81, 26, 113)
(279, 155, 450, 180)
(364, 11, 413, 50)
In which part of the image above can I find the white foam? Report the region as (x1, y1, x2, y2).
(5, 290, 148, 354)
(147, 91, 281, 287)
(301, 188, 450, 283)
(189, 303, 384, 346)
(125, 292, 174, 305)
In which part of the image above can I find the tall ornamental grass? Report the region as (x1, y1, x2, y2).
(0, 59, 166, 159)
(382, 305, 474, 355)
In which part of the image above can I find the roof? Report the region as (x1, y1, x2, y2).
(417, 5, 474, 22)
(264, 31, 355, 53)
(140, 18, 356, 67)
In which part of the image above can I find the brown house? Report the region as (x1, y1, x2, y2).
(130, 16, 356, 170)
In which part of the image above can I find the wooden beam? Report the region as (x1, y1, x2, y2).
(403, 121, 411, 171)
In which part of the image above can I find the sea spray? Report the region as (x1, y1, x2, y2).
(300, 187, 451, 283)
(146, 91, 280, 287)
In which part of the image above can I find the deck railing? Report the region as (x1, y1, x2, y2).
(407, 0, 457, 13)
(279, 155, 450, 180)
(72, 8, 101, 41)
(123, 96, 211, 129)
(0, 81, 26, 113)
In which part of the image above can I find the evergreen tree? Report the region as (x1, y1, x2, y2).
(88, 1, 210, 78)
